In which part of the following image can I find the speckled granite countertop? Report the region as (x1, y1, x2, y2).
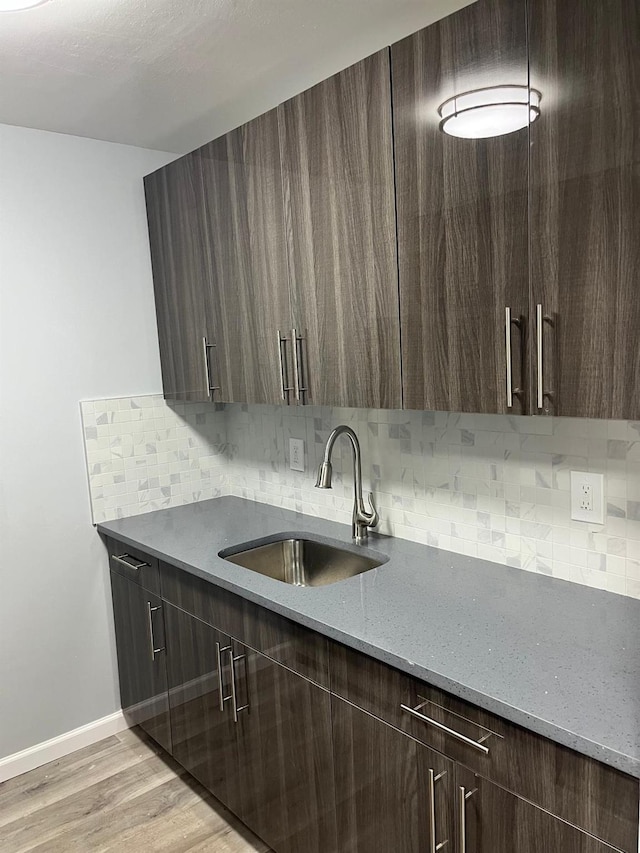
(98, 496, 640, 779)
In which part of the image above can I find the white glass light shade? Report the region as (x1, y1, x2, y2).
(0, 0, 49, 10)
(438, 86, 541, 139)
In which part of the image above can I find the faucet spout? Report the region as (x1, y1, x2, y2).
(315, 425, 379, 543)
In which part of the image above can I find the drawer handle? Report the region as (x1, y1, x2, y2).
(400, 703, 491, 755)
(111, 554, 150, 571)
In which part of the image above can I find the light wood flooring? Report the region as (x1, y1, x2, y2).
(0, 728, 272, 853)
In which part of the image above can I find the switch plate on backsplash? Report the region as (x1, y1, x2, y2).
(80, 395, 640, 599)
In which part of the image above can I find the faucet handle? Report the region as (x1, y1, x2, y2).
(366, 492, 379, 529)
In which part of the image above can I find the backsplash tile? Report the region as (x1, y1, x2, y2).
(80, 396, 640, 599)
(224, 404, 640, 600)
(80, 395, 226, 524)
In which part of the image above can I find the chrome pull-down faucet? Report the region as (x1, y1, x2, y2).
(315, 425, 379, 543)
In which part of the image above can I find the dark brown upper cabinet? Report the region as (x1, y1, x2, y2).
(392, 0, 530, 414)
(198, 109, 293, 405)
(145, 153, 212, 403)
(528, 0, 640, 418)
(145, 0, 639, 419)
(278, 49, 402, 409)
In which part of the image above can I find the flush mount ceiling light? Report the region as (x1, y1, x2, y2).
(438, 85, 541, 139)
(0, 0, 50, 10)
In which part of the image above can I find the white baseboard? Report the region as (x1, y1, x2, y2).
(0, 710, 129, 784)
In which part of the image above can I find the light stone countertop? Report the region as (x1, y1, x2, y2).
(98, 496, 640, 779)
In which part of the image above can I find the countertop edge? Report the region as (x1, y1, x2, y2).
(98, 520, 640, 780)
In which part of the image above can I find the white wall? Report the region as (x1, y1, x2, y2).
(0, 124, 173, 759)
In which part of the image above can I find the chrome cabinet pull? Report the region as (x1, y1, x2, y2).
(215, 641, 232, 712)
(400, 703, 491, 755)
(227, 648, 249, 723)
(536, 303, 544, 409)
(277, 330, 293, 402)
(428, 769, 449, 852)
(291, 328, 307, 404)
(458, 786, 476, 853)
(504, 307, 522, 409)
(202, 336, 221, 398)
(111, 554, 150, 571)
(146, 602, 165, 661)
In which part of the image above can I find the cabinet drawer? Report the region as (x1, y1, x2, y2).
(330, 642, 639, 853)
(159, 561, 330, 687)
(105, 536, 160, 594)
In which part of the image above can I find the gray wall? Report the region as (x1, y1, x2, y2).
(0, 123, 173, 759)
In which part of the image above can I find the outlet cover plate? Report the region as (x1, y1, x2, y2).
(570, 471, 604, 524)
(289, 438, 305, 472)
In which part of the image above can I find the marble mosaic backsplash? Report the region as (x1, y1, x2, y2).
(81, 396, 640, 599)
(80, 395, 226, 524)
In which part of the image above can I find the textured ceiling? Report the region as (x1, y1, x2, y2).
(0, 0, 474, 153)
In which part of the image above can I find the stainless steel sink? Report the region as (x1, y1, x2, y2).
(219, 535, 387, 587)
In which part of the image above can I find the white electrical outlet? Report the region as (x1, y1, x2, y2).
(570, 471, 604, 523)
(289, 438, 305, 472)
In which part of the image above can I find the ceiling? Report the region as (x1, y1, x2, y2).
(0, 0, 473, 154)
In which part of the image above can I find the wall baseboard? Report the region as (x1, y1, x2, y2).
(0, 710, 129, 784)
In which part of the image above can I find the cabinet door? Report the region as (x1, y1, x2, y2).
(529, 0, 640, 418)
(332, 696, 455, 853)
(144, 154, 212, 402)
(457, 767, 624, 852)
(392, 0, 530, 413)
(235, 644, 337, 853)
(279, 49, 402, 409)
(163, 603, 242, 816)
(198, 109, 293, 405)
(109, 571, 171, 753)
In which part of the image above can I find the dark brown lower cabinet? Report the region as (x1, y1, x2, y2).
(109, 570, 171, 753)
(457, 766, 620, 853)
(163, 603, 242, 815)
(161, 600, 337, 852)
(236, 642, 337, 853)
(109, 544, 639, 853)
(332, 696, 454, 853)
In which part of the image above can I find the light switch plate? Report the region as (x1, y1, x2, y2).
(570, 471, 604, 524)
(289, 438, 305, 472)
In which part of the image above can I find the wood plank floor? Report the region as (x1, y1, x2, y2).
(0, 728, 272, 853)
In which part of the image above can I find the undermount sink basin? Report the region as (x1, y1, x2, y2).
(219, 535, 388, 587)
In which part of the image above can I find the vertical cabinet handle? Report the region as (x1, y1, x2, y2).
(504, 307, 522, 409)
(428, 769, 449, 852)
(277, 330, 293, 402)
(536, 304, 544, 409)
(215, 641, 232, 712)
(291, 328, 307, 404)
(458, 786, 476, 853)
(202, 336, 221, 398)
(146, 602, 165, 661)
(227, 647, 250, 723)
